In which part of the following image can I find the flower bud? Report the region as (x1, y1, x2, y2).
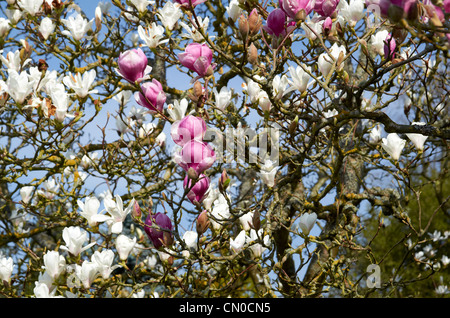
(218, 169, 230, 192)
(295, 9, 307, 22)
(144, 213, 173, 249)
(95, 6, 102, 33)
(384, 33, 396, 61)
(238, 14, 249, 39)
(196, 210, 210, 235)
(184, 174, 210, 205)
(248, 8, 262, 35)
(192, 81, 204, 102)
(132, 201, 142, 220)
(134, 79, 166, 114)
(248, 43, 258, 65)
(322, 16, 332, 36)
(187, 167, 199, 180)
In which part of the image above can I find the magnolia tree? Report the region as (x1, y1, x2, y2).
(0, 0, 449, 298)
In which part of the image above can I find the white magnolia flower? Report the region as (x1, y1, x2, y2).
(259, 160, 278, 188)
(77, 196, 110, 227)
(80, 152, 99, 170)
(209, 193, 231, 230)
(287, 64, 311, 94)
(130, 0, 155, 13)
(38, 177, 60, 200)
(213, 86, 232, 112)
(370, 30, 390, 56)
(156, 248, 172, 264)
(63, 70, 98, 98)
(129, 105, 148, 123)
(182, 231, 198, 250)
(61, 13, 94, 41)
(0, 18, 11, 37)
(28, 66, 51, 93)
(0, 256, 14, 284)
(39, 17, 55, 40)
(115, 115, 135, 135)
(132, 290, 146, 298)
(115, 234, 137, 261)
(138, 23, 169, 48)
(406, 122, 428, 151)
(247, 229, 270, 259)
(337, 0, 365, 26)
(226, 0, 242, 22)
(381, 133, 406, 161)
(113, 90, 133, 106)
(60, 226, 96, 257)
(74, 261, 99, 289)
(17, 0, 43, 16)
(91, 249, 121, 279)
(5, 9, 22, 25)
(144, 254, 158, 269)
(242, 78, 262, 104)
(167, 98, 188, 121)
(298, 212, 317, 236)
(318, 43, 347, 77)
(239, 211, 254, 231)
(36, 271, 53, 293)
(441, 255, 450, 267)
(1, 50, 30, 72)
(157, 1, 182, 31)
(42, 251, 66, 281)
(257, 90, 271, 113)
(20, 186, 34, 204)
(436, 285, 449, 295)
(33, 281, 63, 298)
(180, 16, 209, 42)
(48, 83, 74, 122)
(156, 131, 167, 147)
(272, 74, 289, 100)
(6, 70, 34, 104)
(104, 195, 135, 234)
(230, 230, 247, 254)
(301, 15, 324, 41)
(323, 108, 338, 118)
(139, 122, 157, 139)
(369, 125, 382, 144)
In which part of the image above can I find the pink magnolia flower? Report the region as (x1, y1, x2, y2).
(116, 48, 151, 83)
(384, 33, 396, 60)
(279, 0, 315, 20)
(144, 212, 173, 249)
(178, 43, 213, 77)
(174, 0, 207, 8)
(263, 8, 288, 37)
(183, 174, 210, 205)
(174, 139, 216, 175)
(134, 79, 166, 114)
(171, 115, 207, 146)
(314, 0, 340, 17)
(322, 16, 333, 34)
(444, 0, 450, 13)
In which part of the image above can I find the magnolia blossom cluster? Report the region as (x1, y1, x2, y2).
(116, 48, 166, 115)
(171, 115, 216, 206)
(367, 122, 429, 161)
(0, 2, 103, 124)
